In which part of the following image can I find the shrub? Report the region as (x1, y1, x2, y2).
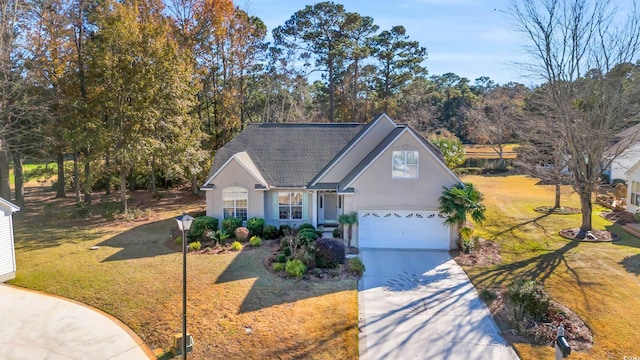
(276, 253, 287, 263)
(314, 238, 346, 269)
(347, 257, 366, 276)
(249, 236, 262, 247)
(480, 288, 497, 301)
(282, 246, 292, 257)
(189, 241, 201, 251)
(234, 227, 250, 241)
(213, 230, 230, 245)
(222, 217, 243, 235)
(452, 167, 482, 176)
(230, 241, 243, 251)
(175, 236, 183, 246)
(101, 201, 121, 220)
(332, 228, 342, 239)
(279, 224, 292, 237)
(272, 262, 285, 272)
(294, 249, 316, 269)
(246, 217, 265, 237)
(297, 228, 319, 246)
(461, 237, 475, 254)
(507, 280, 550, 322)
(263, 225, 279, 240)
(298, 223, 315, 231)
(189, 216, 219, 240)
(285, 259, 307, 278)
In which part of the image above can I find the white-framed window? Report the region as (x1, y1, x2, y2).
(392, 150, 419, 179)
(632, 181, 640, 206)
(222, 187, 248, 221)
(279, 192, 303, 220)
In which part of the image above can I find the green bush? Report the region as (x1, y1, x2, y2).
(347, 257, 366, 276)
(453, 167, 482, 176)
(272, 262, 285, 272)
(276, 253, 287, 263)
(282, 246, 292, 257)
(222, 217, 243, 236)
(285, 259, 307, 278)
(294, 249, 316, 269)
(101, 201, 122, 220)
(297, 228, 319, 246)
(480, 288, 497, 301)
(213, 230, 230, 245)
(315, 238, 345, 269)
(279, 225, 292, 237)
(263, 225, 279, 240)
(298, 223, 315, 231)
(230, 241, 243, 251)
(461, 237, 475, 254)
(249, 236, 262, 247)
(332, 228, 342, 239)
(175, 236, 183, 245)
(189, 216, 219, 240)
(246, 217, 265, 237)
(507, 280, 550, 322)
(189, 241, 201, 251)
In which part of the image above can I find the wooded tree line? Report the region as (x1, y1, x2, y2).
(2, 0, 640, 239)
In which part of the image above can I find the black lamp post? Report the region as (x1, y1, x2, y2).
(175, 213, 194, 359)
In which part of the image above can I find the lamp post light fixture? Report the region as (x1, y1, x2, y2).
(175, 212, 194, 359)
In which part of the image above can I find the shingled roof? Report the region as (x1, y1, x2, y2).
(209, 123, 366, 187)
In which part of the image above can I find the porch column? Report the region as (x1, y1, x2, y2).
(311, 191, 317, 227)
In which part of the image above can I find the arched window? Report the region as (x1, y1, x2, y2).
(222, 187, 248, 221)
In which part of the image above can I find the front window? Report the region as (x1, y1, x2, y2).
(279, 192, 303, 220)
(632, 181, 640, 206)
(392, 150, 419, 179)
(223, 187, 248, 221)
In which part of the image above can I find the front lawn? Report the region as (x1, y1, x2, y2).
(10, 186, 358, 359)
(464, 175, 640, 359)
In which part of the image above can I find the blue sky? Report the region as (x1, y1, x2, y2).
(240, 0, 533, 85)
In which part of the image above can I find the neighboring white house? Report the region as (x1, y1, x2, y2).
(603, 123, 640, 183)
(0, 197, 20, 282)
(627, 160, 640, 215)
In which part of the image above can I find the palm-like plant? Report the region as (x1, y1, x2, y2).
(338, 212, 358, 248)
(439, 182, 486, 230)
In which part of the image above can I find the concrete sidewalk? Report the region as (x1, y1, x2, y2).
(358, 249, 519, 360)
(0, 284, 154, 360)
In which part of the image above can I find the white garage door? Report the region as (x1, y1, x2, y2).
(358, 210, 450, 249)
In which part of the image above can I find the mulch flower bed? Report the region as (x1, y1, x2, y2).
(534, 206, 581, 215)
(559, 228, 617, 242)
(600, 210, 639, 225)
(487, 288, 594, 352)
(453, 238, 502, 266)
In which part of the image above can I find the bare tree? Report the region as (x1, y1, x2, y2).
(510, 0, 640, 238)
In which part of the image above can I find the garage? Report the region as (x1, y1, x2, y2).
(358, 210, 450, 249)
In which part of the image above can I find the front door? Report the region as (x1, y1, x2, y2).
(323, 193, 338, 225)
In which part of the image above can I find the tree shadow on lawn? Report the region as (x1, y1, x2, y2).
(486, 213, 551, 241)
(608, 223, 640, 249)
(97, 218, 175, 261)
(215, 247, 356, 314)
(619, 254, 640, 276)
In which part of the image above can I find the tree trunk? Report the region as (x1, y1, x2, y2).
(12, 153, 23, 208)
(149, 159, 156, 195)
(554, 183, 561, 209)
(328, 59, 335, 122)
(0, 150, 11, 201)
(191, 174, 198, 195)
(73, 151, 81, 202)
(105, 155, 111, 195)
(83, 148, 91, 204)
(55, 153, 66, 198)
(120, 169, 128, 213)
(576, 192, 593, 239)
(498, 144, 505, 169)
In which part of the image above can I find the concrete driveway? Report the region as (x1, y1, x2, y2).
(358, 249, 519, 360)
(0, 284, 154, 360)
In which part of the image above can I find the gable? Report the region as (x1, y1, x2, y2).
(310, 113, 397, 185)
(340, 127, 459, 190)
(0, 197, 19, 216)
(203, 151, 267, 189)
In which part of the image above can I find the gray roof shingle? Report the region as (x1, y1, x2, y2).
(209, 123, 365, 187)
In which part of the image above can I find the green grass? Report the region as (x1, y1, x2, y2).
(10, 187, 358, 359)
(463, 175, 640, 359)
(9, 162, 58, 186)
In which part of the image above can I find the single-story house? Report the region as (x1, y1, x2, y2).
(602, 123, 640, 183)
(626, 160, 640, 215)
(201, 113, 462, 250)
(0, 197, 20, 282)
